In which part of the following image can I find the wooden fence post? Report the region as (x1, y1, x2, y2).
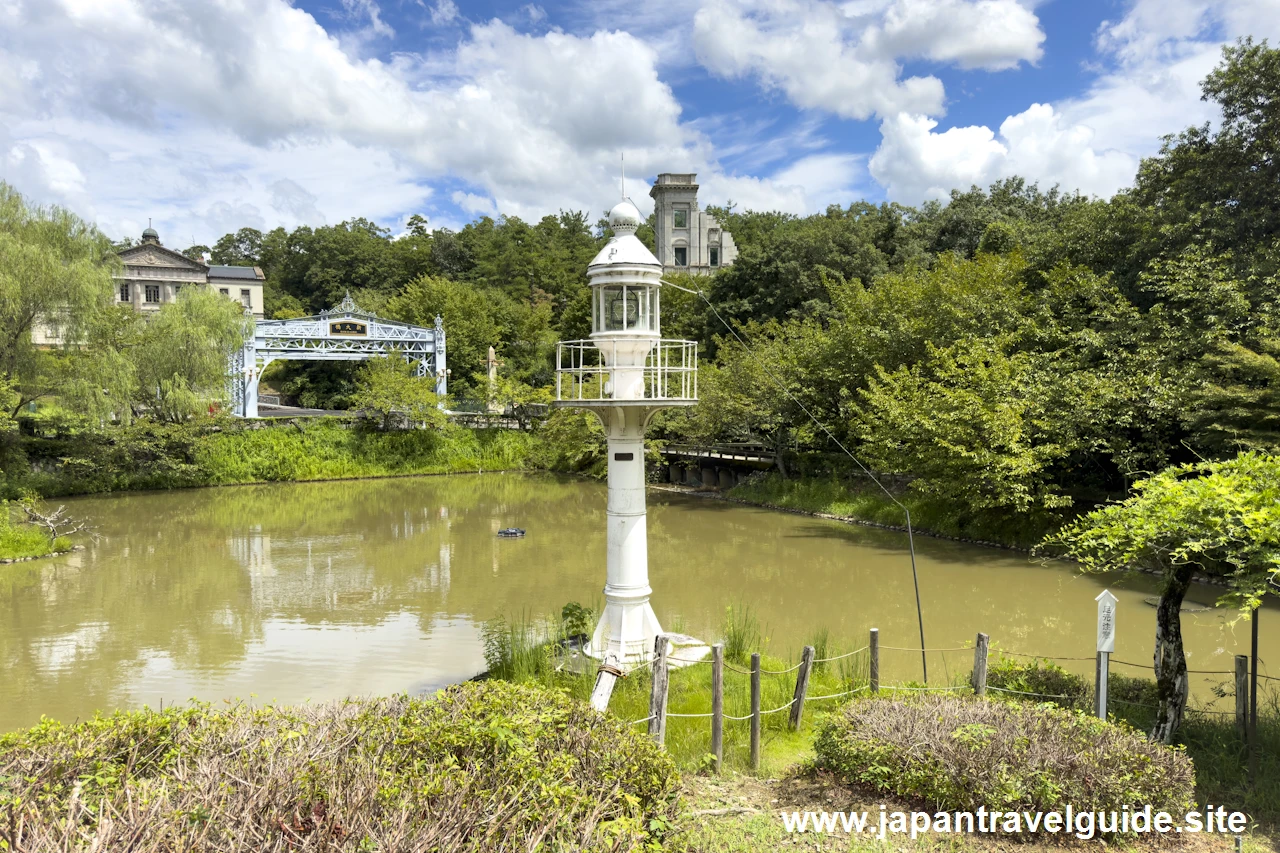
(1236, 654, 1249, 740)
(749, 652, 761, 770)
(972, 633, 989, 696)
(789, 646, 815, 731)
(869, 628, 879, 694)
(648, 634, 669, 745)
(711, 643, 724, 773)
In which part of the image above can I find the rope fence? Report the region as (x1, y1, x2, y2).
(614, 626, 1266, 772)
(813, 646, 868, 663)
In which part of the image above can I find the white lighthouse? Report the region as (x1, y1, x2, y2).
(556, 197, 699, 667)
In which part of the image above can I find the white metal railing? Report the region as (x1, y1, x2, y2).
(556, 339, 697, 402)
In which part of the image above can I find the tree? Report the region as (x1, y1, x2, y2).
(1043, 452, 1280, 743)
(0, 182, 119, 416)
(1132, 38, 1280, 284)
(131, 288, 251, 422)
(690, 323, 814, 477)
(479, 372, 551, 430)
(210, 228, 264, 265)
(1190, 339, 1280, 453)
(181, 244, 210, 262)
(350, 354, 446, 430)
(854, 337, 1076, 512)
(385, 275, 501, 399)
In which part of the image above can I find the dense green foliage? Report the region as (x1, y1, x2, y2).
(0, 183, 122, 420)
(814, 695, 1194, 833)
(0, 682, 680, 851)
(1044, 452, 1280, 741)
(131, 289, 253, 423)
(2, 419, 535, 498)
(1046, 452, 1280, 611)
(349, 355, 446, 430)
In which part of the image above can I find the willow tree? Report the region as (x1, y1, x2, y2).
(131, 288, 252, 422)
(0, 182, 120, 417)
(1043, 452, 1280, 743)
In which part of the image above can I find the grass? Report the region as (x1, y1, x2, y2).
(482, 606, 873, 775)
(485, 612, 1278, 851)
(6, 419, 539, 499)
(0, 502, 68, 561)
(727, 473, 1062, 549)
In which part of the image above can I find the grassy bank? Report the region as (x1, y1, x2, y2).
(486, 610, 1278, 850)
(725, 472, 1062, 549)
(2, 418, 538, 499)
(0, 501, 69, 561)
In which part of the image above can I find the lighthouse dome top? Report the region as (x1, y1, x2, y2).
(608, 199, 644, 233)
(590, 200, 660, 271)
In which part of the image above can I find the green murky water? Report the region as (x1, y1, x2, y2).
(0, 473, 1270, 732)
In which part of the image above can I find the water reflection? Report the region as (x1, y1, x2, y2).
(0, 473, 1273, 731)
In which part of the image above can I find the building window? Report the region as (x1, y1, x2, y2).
(240, 289, 252, 308)
(145, 285, 160, 303)
(173, 284, 182, 297)
(119, 283, 130, 302)
(219, 288, 229, 297)
(673, 209, 688, 229)
(674, 247, 687, 267)
(710, 247, 720, 267)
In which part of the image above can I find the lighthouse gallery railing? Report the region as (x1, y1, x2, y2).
(555, 339, 698, 402)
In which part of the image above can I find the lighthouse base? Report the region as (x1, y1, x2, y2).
(586, 597, 663, 666)
(584, 600, 711, 670)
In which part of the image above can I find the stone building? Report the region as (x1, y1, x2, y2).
(648, 173, 738, 275)
(115, 227, 264, 319)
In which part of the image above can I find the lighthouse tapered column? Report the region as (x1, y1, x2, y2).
(590, 405, 662, 661)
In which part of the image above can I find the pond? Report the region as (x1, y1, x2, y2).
(0, 473, 1271, 732)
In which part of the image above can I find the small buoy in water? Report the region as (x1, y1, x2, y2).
(497, 528, 526, 538)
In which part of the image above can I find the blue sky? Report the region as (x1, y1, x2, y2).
(0, 0, 1272, 246)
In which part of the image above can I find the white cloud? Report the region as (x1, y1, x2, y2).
(451, 191, 498, 217)
(340, 0, 394, 37)
(692, 0, 1044, 120)
(868, 0, 1280, 203)
(868, 0, 1045, 71)
(429, 0, 458, 25)
(869, 107, 1135, 203)
(4, 0, 840, 239)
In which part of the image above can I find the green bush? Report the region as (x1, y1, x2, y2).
(0, 681, 680, 851)
(0, 501, 56, 560)
(4, 418, 538, 498)
(985, 656, 1090, 707)
(814, 695, 1194, 835)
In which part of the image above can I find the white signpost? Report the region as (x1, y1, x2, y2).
(1095, 589, 1117, 719)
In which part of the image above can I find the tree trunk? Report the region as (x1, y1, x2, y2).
(773, 432, 789, 479)
(1151, 563, 1194, 744)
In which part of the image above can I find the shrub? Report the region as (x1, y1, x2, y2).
(0, 682, 680, 852)
(814, 695, 1194, 835)
(985, 656, 1090, 707)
